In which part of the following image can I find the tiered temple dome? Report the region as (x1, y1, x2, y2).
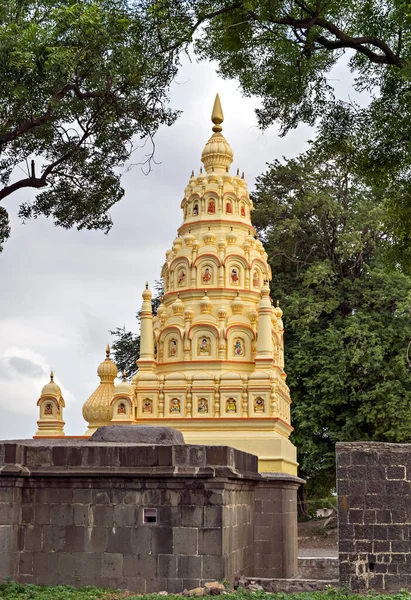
(36, 96, 297, 475)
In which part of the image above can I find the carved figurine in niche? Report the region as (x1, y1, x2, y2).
(198, 398, 208, 413)
(178, 268, 186, 287)
(198, 336, 211, 356)
(231, 267, 239, 285)
(226, 398, 237, 413)
(253, 270, 260, 288)
(117, 402, 126, 415)
(44, 403, 53, 415)
(241, 205, 246, 217)
(169, 338, 178, 357)
(170, 398, 180, 413)
(226, 202, 232, 214)
(143, 398, 152, 413)
(254, 397, 265, 413)
(202, 266, 212, 284)
(193, 203, 199, 215)
(234, 338, 244, 356)
(208, 200, 216, 214)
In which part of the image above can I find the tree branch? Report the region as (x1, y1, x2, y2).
(0, 128, 92, 202)
(0, 81, 110, 148)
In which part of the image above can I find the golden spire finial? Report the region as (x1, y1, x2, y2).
(106, 344, 110, 359)
(211, 94, 224, 133)
(50, 371, 54, 382)
(122, 369, 127, 380)
(145, 281, 149, 289)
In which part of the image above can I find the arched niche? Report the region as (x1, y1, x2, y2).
(226, 326, 254, 360)
(165, 395, 184, 417)
(252, 394, 267, 415)
(160, 328, 183, 362)
(110, 396, 133, 421)
(38, 395, 64, 418)
(188, 194, 201, 217)
(189, 324, 219, 360)
(194, 255, 221, 288)
(204, 192, 219, 216)
(171, 258, 191, 289)
(225, 255, 249, 288)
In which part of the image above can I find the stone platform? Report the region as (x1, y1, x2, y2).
(0, 434, 302, 593)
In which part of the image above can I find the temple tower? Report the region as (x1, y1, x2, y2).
(82, 96, 297, 475)
(35, 372, 65, 437)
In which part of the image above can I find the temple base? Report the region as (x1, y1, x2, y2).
(135, 418, 298, 475)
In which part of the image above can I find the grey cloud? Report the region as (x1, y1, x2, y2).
(8, 357, 46, 378)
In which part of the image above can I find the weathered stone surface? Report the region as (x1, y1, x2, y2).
(337, 442, 411, 591)
(90, 425, 185, 445)
(0, 438, 300, 592)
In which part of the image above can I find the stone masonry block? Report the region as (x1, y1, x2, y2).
(91, 504, 113, 525)
(159, 506, 182, 527)
(152, 527, 173, 554)
(50, 504, 73, 526)
(107, 527, 131, 554)
(131, 526, 152, 554)
(158, 554, 177, 578)
(33, 552, 58, 575)
(102, 553, 123, 579)
(64, 525, 86, 552)
(0, 503, 12, 525)
(113, 504, 136, 527)
(204, 506, 222, 528)
(85, 527, 108, 553)
(173, 527, 198, 555)
(23, 526, 43, 552)
(177, 555, 202, 579)
(202, 555, 224, 580)
(136, 554, 158, 578)
(0, 526, 12, 552)
(58, 553, 75, 576)
(199, 528, 222, 555)
(182, 506, 204, 527)
(34, 504, 51, 525)
(73, 504, 89, 526)
(74, 552, 101, 578)
(43, 526, 66, 552)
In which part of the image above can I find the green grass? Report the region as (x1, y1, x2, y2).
(1, 582, 411, 600)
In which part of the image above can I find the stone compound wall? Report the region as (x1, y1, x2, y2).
(0, 440, 301, 593)
(254, 474, 298, 579)
(337, 442, 411, 591)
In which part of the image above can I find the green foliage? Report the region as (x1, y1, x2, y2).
(1, 581, 411, 600)
(149, 0, 411, 242)
(110, 279, 163, 377)
(252, 145, 411, 495)
(0, 0, 180, 251)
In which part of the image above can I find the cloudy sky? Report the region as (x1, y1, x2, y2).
(0, 56, 359, 439)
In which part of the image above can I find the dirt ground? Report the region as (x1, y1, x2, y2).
(298, 517, 338, 549)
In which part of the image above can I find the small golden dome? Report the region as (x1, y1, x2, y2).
(261, 281, 270, 294)
(231, 293, 244, 315)
(142, 282, 152, 302)
(200, 291, 212, 314)
(97, 345, 118, 381)
(40, 371, 62, 398)
(114, 371, 134, 397)
(157, 301, 167, 320)
(172, 294, 184, 316)
(275, 300, 283, 318)
(82, 345, 118, 432)
(201, 94, 234, 174)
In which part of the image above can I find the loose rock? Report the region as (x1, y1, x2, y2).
(186, 587, 205, 597)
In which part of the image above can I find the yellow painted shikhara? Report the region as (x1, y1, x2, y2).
(37, 96, 298, 475)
